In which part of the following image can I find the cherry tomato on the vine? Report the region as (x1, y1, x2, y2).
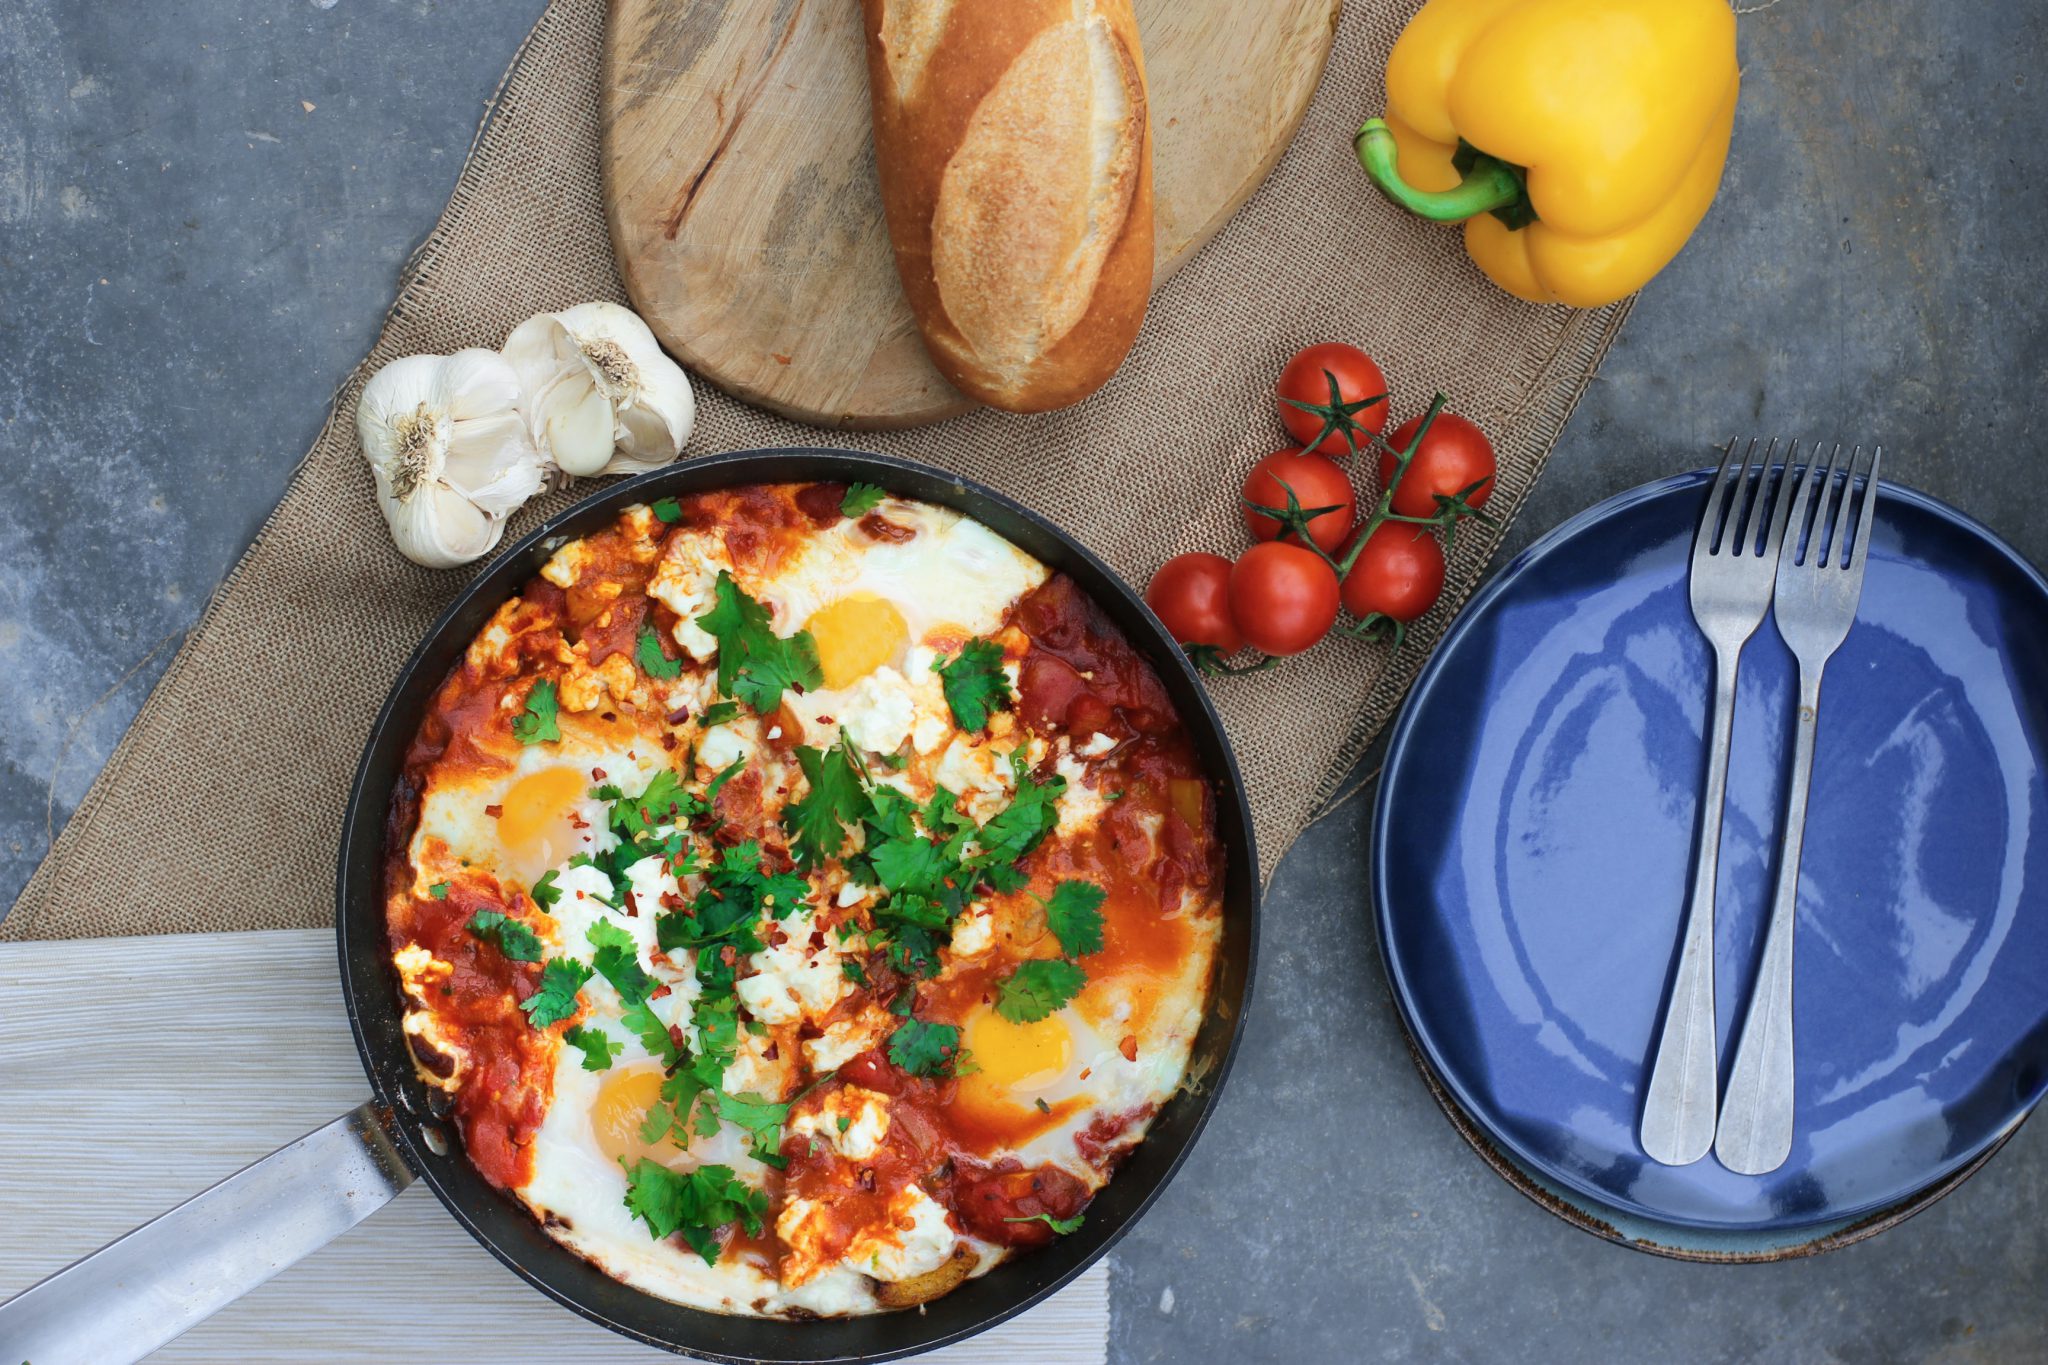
(1378, 411, 1497, 520)
(1146, 552, 1244, 654)
(1241, 448, 1356, 552)
(1341, 522, 1446, 623)
(1228, 542, 1340, 656)
(1276, 343, 1389, 456)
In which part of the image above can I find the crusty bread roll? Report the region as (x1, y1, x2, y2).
(860, 0, 1154, 414)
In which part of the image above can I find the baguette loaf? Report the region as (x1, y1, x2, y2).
(860, 0, 1154, 414)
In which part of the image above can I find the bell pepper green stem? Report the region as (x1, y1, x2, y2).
(1355, 119, 1527, 224)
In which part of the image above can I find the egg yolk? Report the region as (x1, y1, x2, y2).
(591, 1066, 686, 1166)
(496, 766, 586, 881)
(805, 592, 908, 689)
(957, 1006, 1073, 1114)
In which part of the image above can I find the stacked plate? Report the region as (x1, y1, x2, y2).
(1372, 469, 2048, 1255)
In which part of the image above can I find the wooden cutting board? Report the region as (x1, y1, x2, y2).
(602, 0, 1342, 430)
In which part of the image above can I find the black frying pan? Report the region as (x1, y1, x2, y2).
(0, 449, 1257, 1364)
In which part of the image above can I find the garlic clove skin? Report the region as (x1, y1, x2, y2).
(503, 302, 695, 477)
(357, 348, 542, 568)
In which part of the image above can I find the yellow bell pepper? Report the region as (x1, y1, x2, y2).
(1354, 0, 1740, 308)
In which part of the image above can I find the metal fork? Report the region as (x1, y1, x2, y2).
(1640, 439, 1798, 1167)
(1715, 444, 1882, 1175)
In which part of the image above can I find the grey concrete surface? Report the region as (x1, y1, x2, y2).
(3, 2, 2044, 1362)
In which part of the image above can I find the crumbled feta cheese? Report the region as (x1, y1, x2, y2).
(698, 722, 754, 771)
(789, 1086, 892, 1161)
(1076, 731, 1117, 758)
(540, 539, 592, 588)
(852, 1186, 958, 1282)
(649, 531, 731, 662)
(839, 666, 917, 755)
(911, 710, 952, 755)
(835, 880, 869, 909)
(737, 927, 845, 1026)
(805, 1016, 881, 1072)
(1053, 753, 1107, 837)
(949, 907, 994, 957)
(934, 736, 1018, 822)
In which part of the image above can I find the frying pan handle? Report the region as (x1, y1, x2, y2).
(0, 1100, 414, 1364)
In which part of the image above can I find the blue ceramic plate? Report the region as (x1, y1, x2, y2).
(1374, 470, 2048, 1231)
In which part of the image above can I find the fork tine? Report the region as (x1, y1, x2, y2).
(1824, 445, 1866, 568)
(1697, 438, 1747, 556)
(1809, 442, 1847, 566)
(1761, 439, 1802, 559)
(1845, 445, 1883, 571)
(1777, 445, 1826, 569)
(1732, 437, 1776, 553)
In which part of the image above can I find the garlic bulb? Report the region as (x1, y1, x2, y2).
(357, 349, 544, 569)
(502, 302, 695, 477)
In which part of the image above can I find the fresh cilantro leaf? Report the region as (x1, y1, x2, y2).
(994, 959, 1087, 1024)
(427, 881, 450, 899)
(888, 1019, 963, 1077)
(1041, 880, 1107, 958)
(784, 741, 871, 869)
(588, 919, 658, 1006)
(635, 625, 684, 680)
(512, 680, 561, 745)
(563, 1023, 624, 1072)
(698, 571, 822, 712)
(621, 1159, 768, 1265)
(1005, 1212, 1085, 1235)
(935, 638, 1013, 732)
(521, 957, 593, 1028)
(610, 768, 698, 842)
(651, 497, 682, 523)
(840, 958, 867, 985)
(698, 700, 741, 727)
(969, 765, 1067, 884)
(840, 482, 886, 517)
(621, 999, 681, 1068)
(466, 909, 543, 963)
(837, 1115, 852, 1133)
(869, 833, 947, 896)
(715, 1091, 790, 1168)
(530, 869, 562, 911)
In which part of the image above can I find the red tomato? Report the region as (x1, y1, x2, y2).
(1146, 553, 1244, 653)
(1228, 543, 1340, 656)
(1378, 411, 1497, 520)
(1241, 448, 1356, 552)
(1276, 343, 1390, 456)
(1341, 522, 1446, 622)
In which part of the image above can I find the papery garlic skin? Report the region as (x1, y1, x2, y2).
(503, 302, 696, 477)
(358, 349, 544, 569)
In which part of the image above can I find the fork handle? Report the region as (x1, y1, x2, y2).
(1642, 643, 1740, 1166)
(1715, 664, 1825, 1175)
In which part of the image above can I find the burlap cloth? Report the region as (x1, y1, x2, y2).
(6, 0, 1631, 942)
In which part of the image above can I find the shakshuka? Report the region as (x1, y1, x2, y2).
(384, 483, 1222, 1317)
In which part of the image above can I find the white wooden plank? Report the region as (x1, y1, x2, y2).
(0, 930, 1108, 1363)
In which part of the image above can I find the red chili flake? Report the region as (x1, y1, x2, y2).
(667, 706, 691, 724)
(1119, 1036, 1138, 1062)
(591, 766, 608, 780)
(484, 803, 504, 818)
(764, 1041, 780, 1062)
(651, 983, 672, 1000)
(857, 1168, 877, 1193)
(601, 711, 618, 722)
(817, 714, 836, 725)
(569, 813, 590, 830)
(659, 733, 677, 750)
(1078, 1068, 1092, 1081)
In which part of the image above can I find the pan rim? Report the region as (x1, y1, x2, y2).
(336, 446, 1260, 1361)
